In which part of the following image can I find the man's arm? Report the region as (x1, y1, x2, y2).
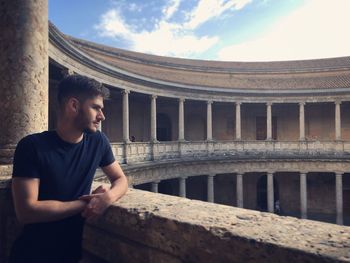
(80, 161, 128, 219)
(12, 177, 86, 224)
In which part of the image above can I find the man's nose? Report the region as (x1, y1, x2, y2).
(98, 110, 105, 121)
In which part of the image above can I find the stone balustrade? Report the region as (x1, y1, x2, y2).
(109, 140, 350, 164)
(2, 173, 350, 262)
(81, 186, 350, 263)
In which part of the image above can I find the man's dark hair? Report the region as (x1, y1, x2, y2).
(57, 74, 110, 106)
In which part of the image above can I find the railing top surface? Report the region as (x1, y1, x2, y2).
(88, 186, 350, 262)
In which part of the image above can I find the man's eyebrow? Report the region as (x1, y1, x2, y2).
(92, 103, 104, 109)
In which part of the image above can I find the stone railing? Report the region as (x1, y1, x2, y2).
(110, 140, 350, 164)
(1, 178, 350, 262)
(82, 186, 350, 263)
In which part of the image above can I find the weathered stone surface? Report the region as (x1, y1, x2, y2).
(83, 187, 350, 263)
(0, 165, 13, 179)
(0, 0, 48, 164)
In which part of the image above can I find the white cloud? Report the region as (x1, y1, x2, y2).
(95, 1, 221, 58)
(185, 0, 252, 29)
(95, 0, 253, 58)
(163, 0, 181, 20)
(218, 0, 350, 61)
(95, 9, 131, 38)
(131, 21, 219, 56)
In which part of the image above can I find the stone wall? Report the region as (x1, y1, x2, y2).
(82, 187, 350, 263)
(2, 180, 350, 263)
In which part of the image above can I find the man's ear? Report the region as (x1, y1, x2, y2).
(67, 98, 80, 114)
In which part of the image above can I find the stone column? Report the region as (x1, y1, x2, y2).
(236, 173, 244, 208)
(151, 181, 160, 193)
(267, 172, 274, 213)
(336, 172, 343, 225)
(207, 101, 213, 141)
(122, 90, 130, 143)
(266, 103, 272, 140)
(300, 172, 308, 219)
(299, 102, 305, 141)
(207, 174, 215, 203)
(335, 101, 342, 141)
(150, 95, 157, 142)
(235, 102, 242, 140)
(178, 98, 185, 141)
(0, 0, 48, 164)
(179, 177, 187, 198)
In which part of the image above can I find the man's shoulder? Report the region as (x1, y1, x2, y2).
(84, 132, 112, 154)
(85, 131, 109, 143)
(17, 131, 56, 147)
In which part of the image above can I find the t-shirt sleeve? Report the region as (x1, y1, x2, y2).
(12, 136, 40, 179)
(99, 132, 115, 168)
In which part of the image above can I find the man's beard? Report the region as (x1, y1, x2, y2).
(76, 109, 96, 133)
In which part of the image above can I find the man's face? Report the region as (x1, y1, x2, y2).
(75, 95, 105, 133)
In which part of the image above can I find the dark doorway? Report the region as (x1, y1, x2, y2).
(157, 113, 172, 141)
(256, 117, 277, 140)
(158, 178, 179, 196)
(256, 175, 279, 212)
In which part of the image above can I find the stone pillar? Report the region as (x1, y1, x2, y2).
(178, 98, 185, 141)
(150, 95, 157, 142)
(299, 102, 305, 141)
(266, 103, 272, 140)
(0, 0, 48, 164)
(151, 181, 160, 193)
(267, 172, 274, 213)
(236, 173, 243, 208)
(207, 174, 215, 203)
(235, 102, 241, 140)
(336, 172, 343, 225)
(206, 101, 213, 141)
(300, 172, 307, 219)
(122, 90, 130, 143)
(179, 177, 187, 198)
(335, 101, 342, 140)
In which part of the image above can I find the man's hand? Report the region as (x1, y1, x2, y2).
(80, 185, 112, 220)
(80, 161, 128, 221)
(91, 184, 110, 195)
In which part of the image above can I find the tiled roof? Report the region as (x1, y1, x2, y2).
(64, 35, 350, 91)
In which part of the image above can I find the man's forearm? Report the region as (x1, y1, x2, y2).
(17, 199, 86, 225)
(105, 175, 128, 204)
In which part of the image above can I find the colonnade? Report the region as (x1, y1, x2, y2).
(148, 172, 345, 225)
(121, 91, 344, 142)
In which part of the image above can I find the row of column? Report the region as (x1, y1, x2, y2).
(121, 92, 343, 142)
(149, 172, 344, 225)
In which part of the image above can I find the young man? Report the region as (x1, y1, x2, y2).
(10, 74, 128, 263)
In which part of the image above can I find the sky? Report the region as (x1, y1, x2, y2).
(49, 0, 350, 62)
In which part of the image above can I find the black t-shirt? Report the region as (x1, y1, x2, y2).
(10, 130, 115, 262)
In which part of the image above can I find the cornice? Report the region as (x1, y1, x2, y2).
(68, 35, 350, 75)
(48, 22, 350, 98)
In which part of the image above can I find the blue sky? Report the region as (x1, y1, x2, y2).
(49, 0, 350, 61)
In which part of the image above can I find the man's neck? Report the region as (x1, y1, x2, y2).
(56, 121, 83, 144)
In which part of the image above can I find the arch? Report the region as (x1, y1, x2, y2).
(157, 113, 172, 141)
